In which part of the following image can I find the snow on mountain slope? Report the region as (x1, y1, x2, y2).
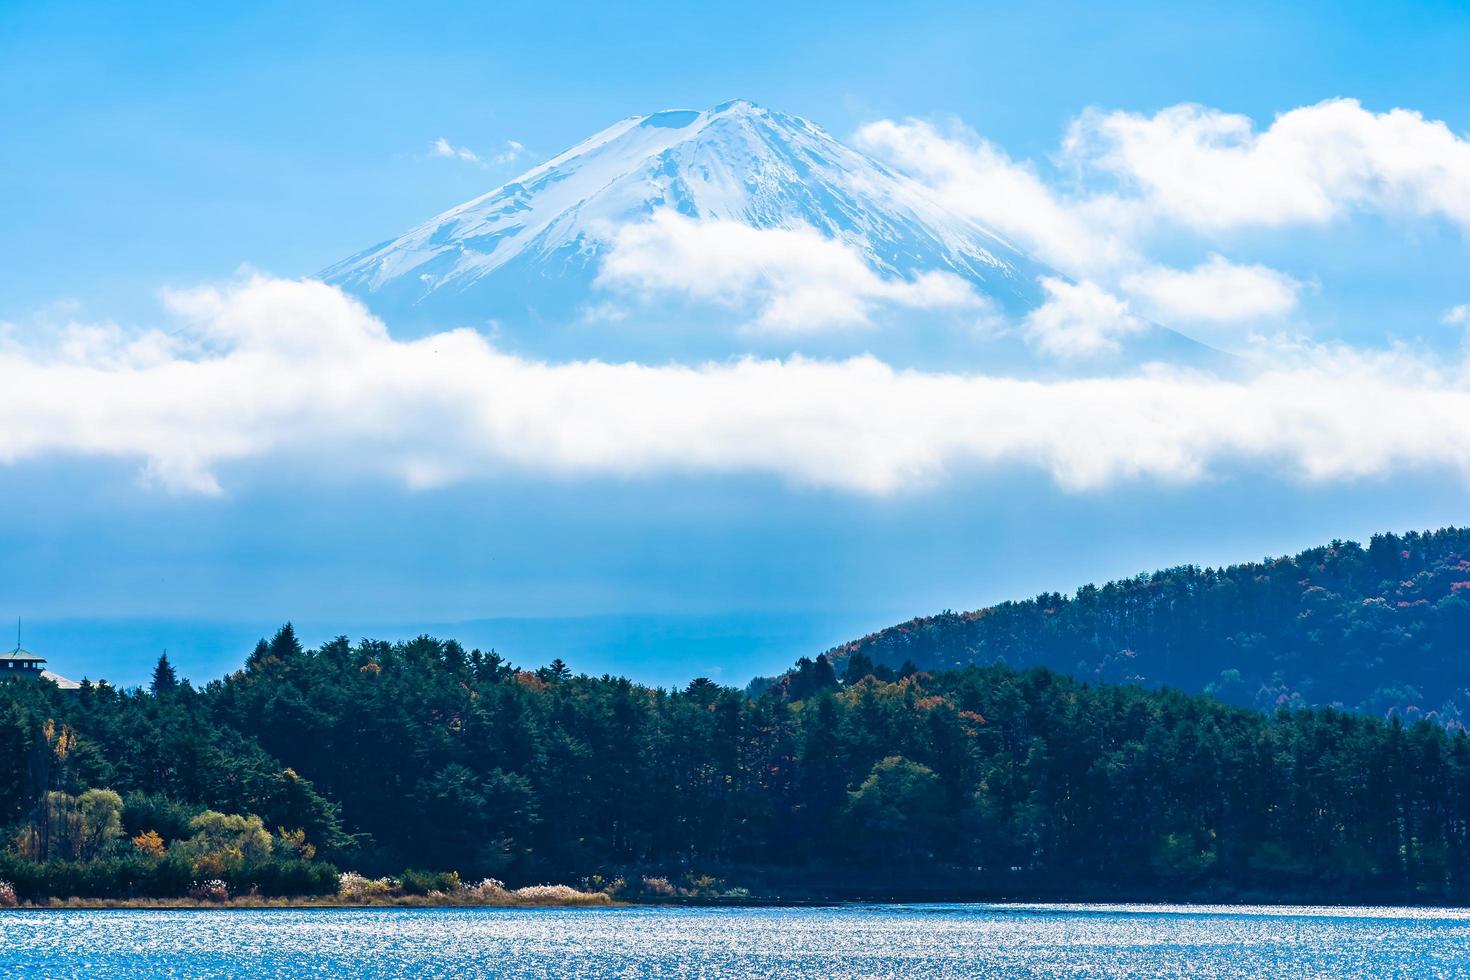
(323, 100, 1049, 319)
(321, 99, 1215, 372)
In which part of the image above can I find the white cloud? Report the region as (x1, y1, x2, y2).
(596, 211, 986, 333)
(431, 137, 522, 168)
(854, 118, 1135, 276)
(1445, 304, 1470, 326)
(1021, 278, 1148, 358)
(430, 137, 481, 164)
(1122, 255, 1303, 325)
(492, 140, 525, 165)
(856, 99, 1470, 343)
(5, 277, 1470, 497)
(1064, 99, 1470, 232)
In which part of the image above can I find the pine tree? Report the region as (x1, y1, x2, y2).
(268, 623, 304, 661)
(150, 653, 178, 695)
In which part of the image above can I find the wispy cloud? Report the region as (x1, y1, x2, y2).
(1121, 255, 1303, 325)
(596, 211, 987, 333)
(492, 140, 525, 165)
(4, 277, 1470, 497)
(430, 136, 481, 163)
(854, 117, 1135, 277)
(429, 137, 523, 168)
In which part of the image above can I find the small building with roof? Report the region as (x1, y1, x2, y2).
(1, 645, 81, 690)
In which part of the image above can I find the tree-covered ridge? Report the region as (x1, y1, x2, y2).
(7, 624, 1470, 902)
(783, 527, 1470, 725)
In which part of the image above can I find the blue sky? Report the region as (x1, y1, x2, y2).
(3, 0, 1470, 688)
(6, 0, 1468, 320)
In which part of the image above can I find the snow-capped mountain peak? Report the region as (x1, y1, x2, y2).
(320, 100, 1213, 374)
(322, 99, 1048, 322)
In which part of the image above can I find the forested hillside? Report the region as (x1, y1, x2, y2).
(771, 527, 1470, 724)
(7, 623, 1470, 903)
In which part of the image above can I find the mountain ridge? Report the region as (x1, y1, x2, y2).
(761, 526, 1470, 725)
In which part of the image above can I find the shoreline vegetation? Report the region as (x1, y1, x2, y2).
(7, 530, 1470, 910)
(12, 882, 1470, 911)
(2, 876, 618, 910)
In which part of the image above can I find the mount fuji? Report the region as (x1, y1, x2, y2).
(322, 99, 1207, 369)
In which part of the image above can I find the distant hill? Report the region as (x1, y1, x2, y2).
(764, 527, 1470, 725)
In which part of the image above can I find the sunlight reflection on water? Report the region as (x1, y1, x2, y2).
(2, 903, 1469, 978)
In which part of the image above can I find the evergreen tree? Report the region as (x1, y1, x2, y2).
(7, 565, 1470, 904)
(268, 623, 304, 662)
(150, 653, 178, 695)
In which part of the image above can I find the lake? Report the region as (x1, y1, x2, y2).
(2, 903, 1468, 977)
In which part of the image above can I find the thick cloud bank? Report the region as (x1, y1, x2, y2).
(3, 277, 1469, 496)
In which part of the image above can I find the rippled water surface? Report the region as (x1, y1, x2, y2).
(3, 903, 1470, 978)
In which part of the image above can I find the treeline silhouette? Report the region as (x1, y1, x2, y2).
(6, 619, 1470, 902)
